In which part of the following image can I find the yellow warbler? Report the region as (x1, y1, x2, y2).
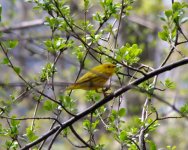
(67, 63, 116, 90)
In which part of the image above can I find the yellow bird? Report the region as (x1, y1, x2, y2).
(67, 63, 116, 90)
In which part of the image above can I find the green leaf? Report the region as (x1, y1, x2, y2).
(83, 119, 99, 132)
(147, 140, 157, 150)
(5, 140, 19, 149)
(86, 90, 101, 102)
(33, 5, 41, 10)
(8, 40, 18, 49)
(84, 0, 89, 10)
(180, 103, 188, 115)
(14, 66, 21, 74)
(118, 108, 126, 117)
(94, 144, 105, 150)
(164, 78, 176, 89)
(44, 37, 66, 53)
(43, 100, 58, 111)
(93, 12, 104, 23)
(45, 17, 60, 30)
(167, 145, 177, 150)
(83, 119, 90, 130)
(165, 10, 172, 18)
(44, 37, 73, 53)
(91, 120, 99, 130)
(5, 116, 21, 138)
(0, 124, 3, 135)
(116, 43, 142, 65)
(10, 116, 20, 127)
(171, 2, 187, 24)
(128, 143, 138, 150)
(172, 2, 181, 12)
(158, 30, 169, 41)
(1, 58, 10, 65)
(72, 45, 84, 61)
(139, 81, 155, 95)
(59, 95, 76, 112)
(26, 127, 38, 142)
(40, 63, 54, 82)
(119, 130, 128, 141)
(146, 120, 159, 132)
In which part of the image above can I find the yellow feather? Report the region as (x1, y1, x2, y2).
(67, 63, 116, 90)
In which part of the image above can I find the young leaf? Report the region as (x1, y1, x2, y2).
(165, 10, 172, 18)
(6, 40, 19, 49)
(14, 66, 21, 74)
(158, 30, 169, 41)
(43, 100, 57, 111)
(40, 63, 54, 82)
(26, 127, 38, 142)
(119, 130, 128, 141)
(118, 108, 126, 117)
(147, 140, 157, 150)
(1, 58, 10, 65)
(164, 78, 176, 89)
(180, 103, 188, 115)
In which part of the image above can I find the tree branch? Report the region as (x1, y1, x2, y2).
(0, 19, 44, 32)
(20, 57, 188, 150)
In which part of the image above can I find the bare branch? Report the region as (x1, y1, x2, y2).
(0, 19, 44, 32)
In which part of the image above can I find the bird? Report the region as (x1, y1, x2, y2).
(66, 63, 116, 90)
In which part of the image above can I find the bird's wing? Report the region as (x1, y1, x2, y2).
(76, 71, 98, 83)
